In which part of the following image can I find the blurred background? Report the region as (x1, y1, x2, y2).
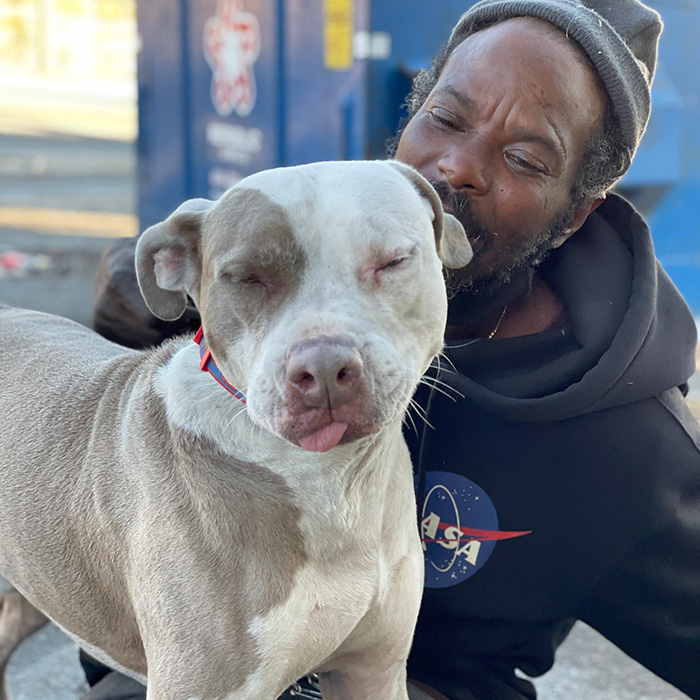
(0, 0, 136, 326)
(0, 0, 698, 698)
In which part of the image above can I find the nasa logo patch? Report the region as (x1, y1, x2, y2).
(421, 471, 531, 588)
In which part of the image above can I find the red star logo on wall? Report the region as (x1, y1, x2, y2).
(204, 0, 261, 117)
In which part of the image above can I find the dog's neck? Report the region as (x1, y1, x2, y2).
(156, 343, 412, 553)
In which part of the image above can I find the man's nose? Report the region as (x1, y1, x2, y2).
(437, 143, 490, 195)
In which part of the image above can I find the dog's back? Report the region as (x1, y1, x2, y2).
(0, 307, 166, 675)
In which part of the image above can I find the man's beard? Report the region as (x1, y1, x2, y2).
(430, 180, 576, 301)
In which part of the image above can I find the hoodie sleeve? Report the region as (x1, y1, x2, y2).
(579, 487, 700, 699)
(407, 617, 577, 700)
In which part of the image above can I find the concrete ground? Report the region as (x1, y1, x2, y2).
(2, 617, 691, 700)
(0, 84, 695, 700)
(0, 130, 136, 328)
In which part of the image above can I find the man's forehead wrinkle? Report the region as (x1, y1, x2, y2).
(509, 125, 566, 162)
(526, 81, 568, 161)
(437, 75, 567, 164)
(444, 35, 578, 166)
(543, 115, 567, 160)
(437, 84, 478, 113)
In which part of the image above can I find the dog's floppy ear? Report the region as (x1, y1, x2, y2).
(386, 160, 473, 270)
(135, 198, 213, 321)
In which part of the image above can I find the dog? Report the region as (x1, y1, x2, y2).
(0, 160, 471, 700)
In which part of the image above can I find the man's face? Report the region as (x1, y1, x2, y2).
(395, 18, 607, 293)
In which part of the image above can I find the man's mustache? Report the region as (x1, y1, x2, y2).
(429, 179, 495, 257)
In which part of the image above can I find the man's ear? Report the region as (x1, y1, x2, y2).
(550, 196, 605, 250)
(385, 160, 473, 269)
(135, 198, 213, 321)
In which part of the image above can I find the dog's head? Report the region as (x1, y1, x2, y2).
(136, 161, 471, 452)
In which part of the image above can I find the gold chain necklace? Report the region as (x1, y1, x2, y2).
(487, 305, 508, 340)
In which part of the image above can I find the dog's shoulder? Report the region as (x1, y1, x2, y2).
(1, 305, 127, 359)
(0, 306, 190, 403)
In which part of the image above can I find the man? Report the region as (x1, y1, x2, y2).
(392, 2, 700, 699)
(4, 1, 699, 698)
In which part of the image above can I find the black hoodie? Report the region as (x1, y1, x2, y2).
(406, 194, 700, 699)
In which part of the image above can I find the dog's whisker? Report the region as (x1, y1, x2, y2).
(223, 405, 249, 431)
(408, 396, 430, 422)
(408, 398, 434, 430)
(423, 385, 458, 402)
(423, 375, 464, 399)
(420, 382, 461, 403)
(420, 375, 465, 399)
(403, 409, 419, 436)
(437, 351, 458, 375)
(429, 358, 457, 377)
(419, 378, 463, 403)
(444, 338, 481, 350)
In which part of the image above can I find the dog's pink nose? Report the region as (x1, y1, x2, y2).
(287, 337, 364, 409)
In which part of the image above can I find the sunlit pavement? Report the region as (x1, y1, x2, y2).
(0, 100, 695, 700)
(0, 74, 136, 142)
(6, 625, 89, 700)
(4, 620, 690, 700)
(0, 131, 136, 327)
(0, 72, 137, 324)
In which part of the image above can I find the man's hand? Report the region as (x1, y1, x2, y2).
(93, 237, 200, 349)
(408, 679, 451, 700)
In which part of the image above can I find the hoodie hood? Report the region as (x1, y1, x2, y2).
(443, 194, 697, 422)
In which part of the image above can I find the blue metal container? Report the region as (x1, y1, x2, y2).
(137, 0, 700, 310)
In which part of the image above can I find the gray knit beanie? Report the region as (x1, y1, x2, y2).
(448, 0, 663, 161)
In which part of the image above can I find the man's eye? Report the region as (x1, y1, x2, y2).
(506, 152, 544, 174)
(427, 107, 459, 130)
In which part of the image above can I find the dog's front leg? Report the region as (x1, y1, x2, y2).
(145, 663, 289, 700)
(318, 659, 411, 700)
(316, 542, 424, 700)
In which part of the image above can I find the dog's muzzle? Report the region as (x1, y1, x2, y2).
(284, 336, 377, 452)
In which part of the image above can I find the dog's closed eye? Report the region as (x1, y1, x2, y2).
(240, 274, 267, 287)
(380, 257, 407, 270)
(375, 244, 419, 276)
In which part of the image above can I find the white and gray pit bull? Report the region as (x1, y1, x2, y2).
(0, 160, 471, 700)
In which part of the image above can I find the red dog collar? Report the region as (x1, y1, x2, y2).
(193, 327, 247, 403)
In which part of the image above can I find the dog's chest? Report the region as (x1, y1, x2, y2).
(251, 496, 412, 669)
(245, 548, 390, 677)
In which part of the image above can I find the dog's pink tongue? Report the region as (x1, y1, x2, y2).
(299, 422, 348, 452)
